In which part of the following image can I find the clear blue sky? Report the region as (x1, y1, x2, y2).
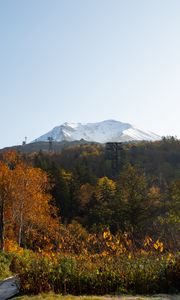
(0, 0, 180, 148)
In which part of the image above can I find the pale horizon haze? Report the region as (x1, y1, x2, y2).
(0, 0, 180, 148)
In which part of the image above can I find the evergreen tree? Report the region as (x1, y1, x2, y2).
(116, 164, 150, 240)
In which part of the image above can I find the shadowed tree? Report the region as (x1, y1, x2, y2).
(116, 164, 150, 240)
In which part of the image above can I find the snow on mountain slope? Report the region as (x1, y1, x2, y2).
(34, 120, 161, 143)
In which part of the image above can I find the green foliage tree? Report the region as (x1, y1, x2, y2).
(116, 164, 150, 239)
(155, 179, 180, 249)
(88, 177, 116, 230)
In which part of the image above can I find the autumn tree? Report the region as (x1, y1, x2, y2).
(0, 151, 60, 250)
(116, 164, 150, 239)
(154, 179, 180, 249)
(0, 162, 11, 250)
(88, 177, 116, 230)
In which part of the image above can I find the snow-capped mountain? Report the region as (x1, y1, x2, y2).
(34, 120, 161, 143)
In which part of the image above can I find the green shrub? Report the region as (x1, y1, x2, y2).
(0, 251, 12, 280)
(165, 254, 180, 293)
(9, 251, 180, 295)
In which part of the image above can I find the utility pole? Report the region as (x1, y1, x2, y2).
(22, 136, 27, 146)
(48, 136, 53, 152)
(105, 142, 123, 176)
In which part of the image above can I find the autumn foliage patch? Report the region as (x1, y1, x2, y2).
(9, 237, 180, 295)
(0, 150, 179, 295)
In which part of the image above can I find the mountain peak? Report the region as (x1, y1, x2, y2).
(34, 120, 161, 143)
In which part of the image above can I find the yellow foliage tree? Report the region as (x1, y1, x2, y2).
(0, 151, 60, 250)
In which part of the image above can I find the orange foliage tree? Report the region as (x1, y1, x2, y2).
(0, 151, 60, 250)
(0, 161, 11, 250)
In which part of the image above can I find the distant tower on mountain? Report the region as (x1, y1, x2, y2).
(48, 136, 54, 152)
(22, 136, 27, 145)
(105, 142, 123, 176)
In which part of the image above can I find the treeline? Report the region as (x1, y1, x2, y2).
(31, 137, 180, 250)
(0, 137, 180, 251)
(0, 139, 180, 295)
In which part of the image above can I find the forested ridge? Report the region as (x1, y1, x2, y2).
(32, 137, 180, 248)
(0, 137, 179, 295)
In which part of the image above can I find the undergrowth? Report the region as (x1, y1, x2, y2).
(9, 251, 180, 295)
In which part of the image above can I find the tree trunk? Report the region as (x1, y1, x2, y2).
(0, 197, 4, 251)
(18, 204, 23, 247)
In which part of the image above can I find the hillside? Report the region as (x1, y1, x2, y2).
(0, 140, 99, 154)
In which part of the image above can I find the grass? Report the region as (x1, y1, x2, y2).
(12, 294, 180, 300)
(13, 295, 103, 300)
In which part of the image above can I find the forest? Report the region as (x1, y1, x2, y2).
(0, 137, 179, 295)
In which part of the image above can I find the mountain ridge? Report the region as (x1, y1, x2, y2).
(34, 120, 161, 143)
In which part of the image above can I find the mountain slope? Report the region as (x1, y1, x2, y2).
(34, 120, 161, 143)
